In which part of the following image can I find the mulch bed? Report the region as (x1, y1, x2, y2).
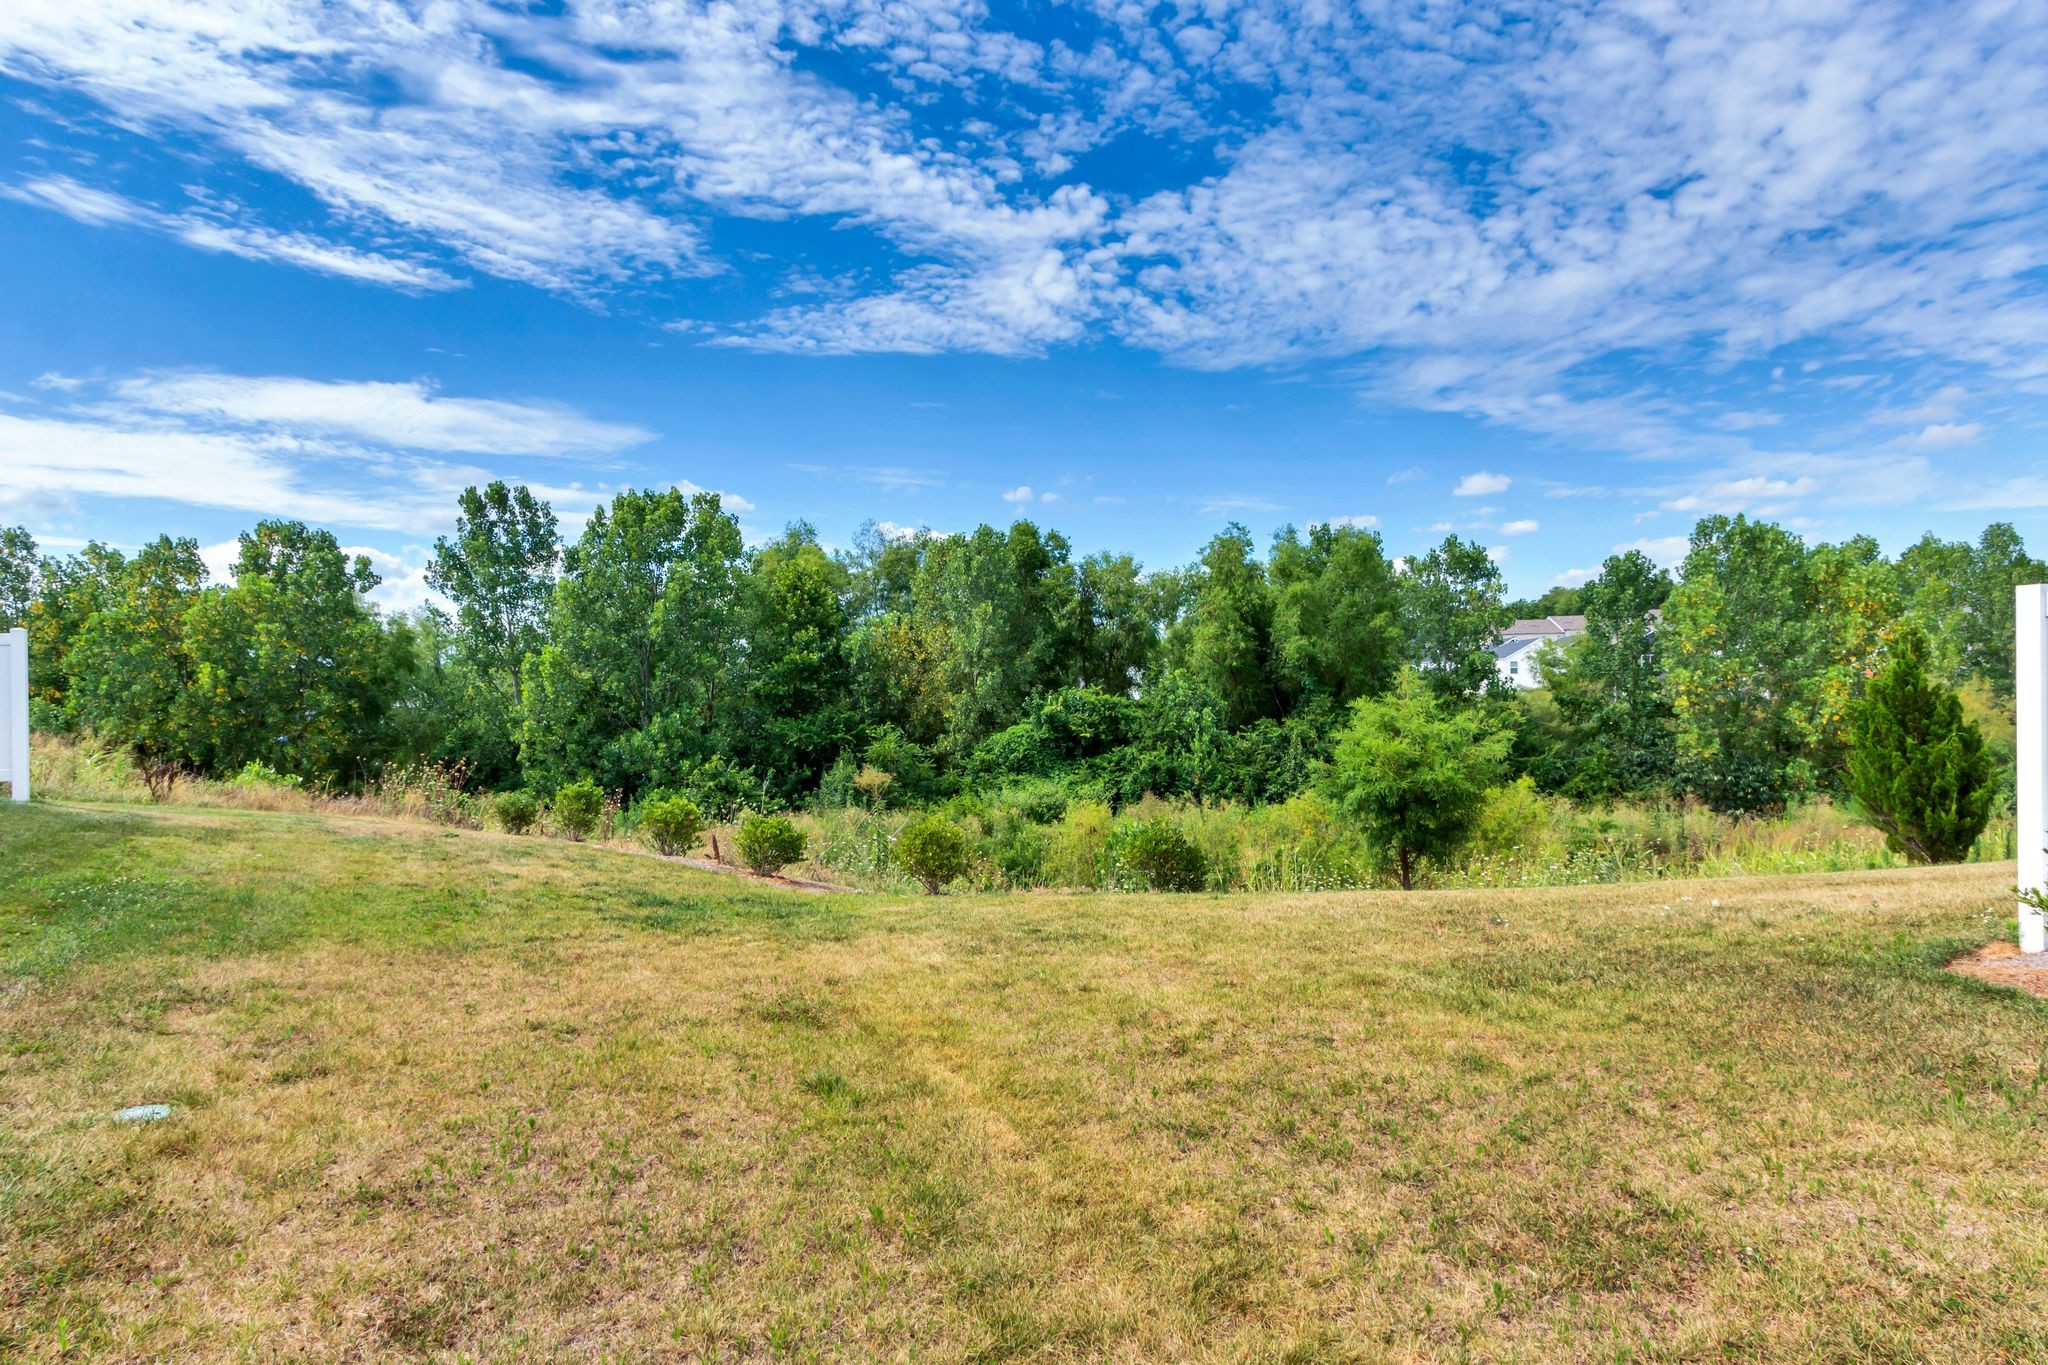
(1948, 941, 2048, 999)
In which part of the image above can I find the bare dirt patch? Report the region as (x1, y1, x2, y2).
(1948, 940, 2048, 998)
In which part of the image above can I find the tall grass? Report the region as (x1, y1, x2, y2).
(784, 782, 2015, 893)
(29, 731, 2016, 893)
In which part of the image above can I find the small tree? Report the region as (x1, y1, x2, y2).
(734, 812, 806, 874)
(553, 779, 604, 841)
(896, 815, 968, 894)
(1846, 627, 1994, 864)
(637, 794, 705, 856)
(1322, 673, 1512, 889)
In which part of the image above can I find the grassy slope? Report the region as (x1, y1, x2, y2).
(2, 802, 2044, 1362)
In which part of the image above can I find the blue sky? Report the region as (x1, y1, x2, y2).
(2, 0, 2046, 609)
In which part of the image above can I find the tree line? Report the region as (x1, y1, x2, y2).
(1, 487, 2037, 818)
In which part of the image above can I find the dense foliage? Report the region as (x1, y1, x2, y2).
(4, 489, 2037, 851)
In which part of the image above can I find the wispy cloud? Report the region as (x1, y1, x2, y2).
(110, 373, 653, 458)
(3, 176, 462, 292)
(0, 372, 710, 534)
(3, 0, 2047, 524)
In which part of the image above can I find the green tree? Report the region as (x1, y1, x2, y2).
(1663, 516, 1826, 812)
(1548, 550, 1674, 798)
(1846, 628, 1994, 863)
(25, 541, 126, 712)
(184, 521, 406, 785)
(520, 488, 745, 794)
(1269, 522, 1403, 712)
(1402, 535, 1508, 702)
(1176, 523, 1275, 728)
(742, 525, 855, 795)
(0, 525, 36, 630)
(1323, 673, 1511, 889)
(427, 483, 560, 700)
(1068, 551, 1160, 692)
(63, 536, 207, 797)
(1504, 584, 1584, 621)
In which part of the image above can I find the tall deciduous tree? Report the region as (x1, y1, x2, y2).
(63, 536, 207, 796)
(26, 541, 126, 712)
(1323, 673, 1511, 889)
(520, 488, 745, 793)
(1846, 627, 1994, 863)
(1548, 550, 1673, 798)
(184, 521, 405, 784)
(1270, 522, 1403, 713)
(1178, 523, 1275, 729)
(742, 524, 854, 795)
(426, 482, 559, 707)
(1402, 535, 1508, 702)
(1663, 515, 1825, 812)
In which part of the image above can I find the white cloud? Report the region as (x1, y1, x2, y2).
(1001, 484, 1035, 503)
(1660, 476, 1821, 515)
(1317, 514, 1381, 530)
(1552, 566, 1597, 588)
(112, 373, 653, 458)
(342, 545, 437, 613)
(1908, 421, 1982, 449)
(1454, 472, 1511, 497)
(1200, 495, 1285, 514)
(1485, 545, 1507, 564)
(0, 372, 697, 535)
(1615, 535, 1692, 568)
(1500, 518, 1539, 535)
(1386, 467, 1424, 485)
(872, 520, 939, 541)
(4, 176, 462, 293)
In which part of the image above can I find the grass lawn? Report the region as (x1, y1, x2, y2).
(3, 801, 2045, 1361)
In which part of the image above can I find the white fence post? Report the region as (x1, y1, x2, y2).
(0, 627, 26, 803)
(2019, 585, 2047, 954)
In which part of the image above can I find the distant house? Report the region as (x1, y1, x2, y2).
(1492, 615, 1587, 690)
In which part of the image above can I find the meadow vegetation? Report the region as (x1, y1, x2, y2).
(2, 799, 2043, 1359)
(2, 495, 2037, 897)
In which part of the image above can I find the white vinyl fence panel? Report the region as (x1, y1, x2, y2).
(2019, 585, 2046, 954)
(0, 627, 26, 802)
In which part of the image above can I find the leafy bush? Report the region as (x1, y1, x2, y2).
(637, 794, 705, 856)
(553, 779, 604, 841)
(1107, 817, 1209, 891)
(493, 789, 541, 835)
(1471, 776, 1553, 861)
(228, 760, 303, 791)
(734, 812, 806, 874)
(994, 777, 1072, 826)
(896, 815, 969, 893)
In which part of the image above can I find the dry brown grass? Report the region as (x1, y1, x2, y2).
(3, 800, 2045, 1361)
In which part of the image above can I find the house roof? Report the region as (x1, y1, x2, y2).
(1501, 614, 1587, 639)
(1491, 636, 1546, 660)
